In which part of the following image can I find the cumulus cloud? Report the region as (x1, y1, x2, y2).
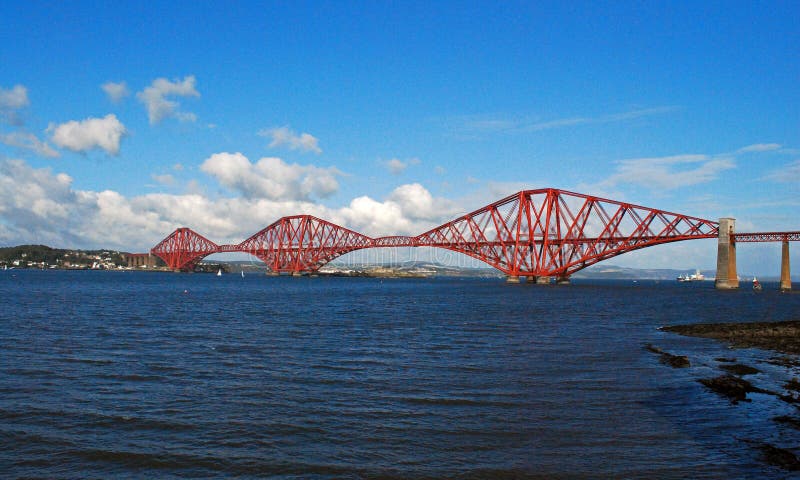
(136, 76, 199, 124)
(200, 152, 341, 200)
(101, 81, 130, 103)
(0, 158, 464, 250)
(387, 183, 456, 221)
(0, 85, 29, 124)
(259, 126, 322, 154)
(383, 157, 420, 175)
(601, 154, 735, 190)
(0, 132, 60, 158)
(49, 114, 127, 155)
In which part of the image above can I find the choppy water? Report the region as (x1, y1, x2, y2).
(1, 270, 798, 479)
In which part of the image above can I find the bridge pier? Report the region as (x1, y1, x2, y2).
(781, 240, 792, 291)
(506, 275, 520, 284)
(556, 276, 571, 285)
(715, 218, 739, 290)
(536, 276, 552, 285)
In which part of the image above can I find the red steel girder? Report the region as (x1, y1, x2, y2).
(414, 189, 719, 277)
(150, 188, 798, 276)
(150, 227, 219, 271)
(733, 232, 800, 242)
(238, 215, 373, 272)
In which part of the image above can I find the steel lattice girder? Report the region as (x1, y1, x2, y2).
(151, 228, 219, 271)
(733, 232, 800, 242)
(148, 188, 794, 275)
(238, 215, 373, 272)
(414, 189, 719, 276)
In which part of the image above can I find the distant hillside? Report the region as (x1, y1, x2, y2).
(573, 265, 716, 280)
(0, 244, 128, 267)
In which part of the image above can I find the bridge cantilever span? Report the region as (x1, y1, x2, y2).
(151, 188, 736, 280)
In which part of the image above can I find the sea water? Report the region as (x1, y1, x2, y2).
(1, 270, 798, 479)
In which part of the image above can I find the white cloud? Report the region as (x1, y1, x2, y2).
(200, 152, 341, 200)
(136, 75, 199, 124)
(0, 85, 29, 125)
(448, 106, 678, 137)
(737, 143, 781, 153)
(0, 158, 464, 250)
(259, 126, 322, 154)
(49, 114, 127, 155)
(151, 173, 175, 186)
(383, 157, 420, 175)
(387, 183, 456, 221)
(0, 132, 60, 158)
(0, 85, 29, 110)
(762, 159, 800, 184)
(601, 154, 735, 190)
(101, 81, 130, 103)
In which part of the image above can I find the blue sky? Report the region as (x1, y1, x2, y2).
(1, 1, 797, 275)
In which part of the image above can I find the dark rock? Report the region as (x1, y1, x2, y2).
(715, 357, 737, 363)
(660, 352, 690, 368)
(644, 344, 690, 368)
(661, 321, 800, 355)
(760, 444, 800, 471)
(785, 378, 800, 393)
(766, 356, 800, 368)
(644, 343, 663, 354)
(774, 415, 800, 430)
(720, 364, 760, 376)
(698, 375, 769, 404)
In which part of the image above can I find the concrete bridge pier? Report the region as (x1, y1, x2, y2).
(715, 218, 739, 290)
(781, 240, 792, 291)
(506, 275, 520, 284)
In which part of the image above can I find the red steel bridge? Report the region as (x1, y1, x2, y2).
(149, 188, 799, 282)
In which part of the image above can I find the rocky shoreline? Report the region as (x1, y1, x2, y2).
(661, 320, 800, 356)
(651, 320, 800, 472)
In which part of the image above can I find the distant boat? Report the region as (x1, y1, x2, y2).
(752, 277, 763, 292)
(241, 270, 245, 278)
(216, 268, 222, 277)
(677, 269, 705, 282)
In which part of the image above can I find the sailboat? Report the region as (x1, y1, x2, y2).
(241, 270, 245, 278)
(752, 277, 763, 292)
(216, 268, 222, 277)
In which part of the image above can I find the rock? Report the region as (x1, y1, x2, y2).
(698, 374, 769, 404)
(715, 357, 737, 363)
(760, 444, 800, 471)
(720, 364, 760, 376)
(785, 378, 800, 393)
(773, 415, 800, 430)
(661, 321, 800, 355)
(644, 344, 690, 368)
(660, 352, 690, 368)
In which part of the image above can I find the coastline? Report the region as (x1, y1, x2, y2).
(661, 320, 800, 356)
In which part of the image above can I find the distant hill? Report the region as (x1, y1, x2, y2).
(573, 265, 716, 281)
